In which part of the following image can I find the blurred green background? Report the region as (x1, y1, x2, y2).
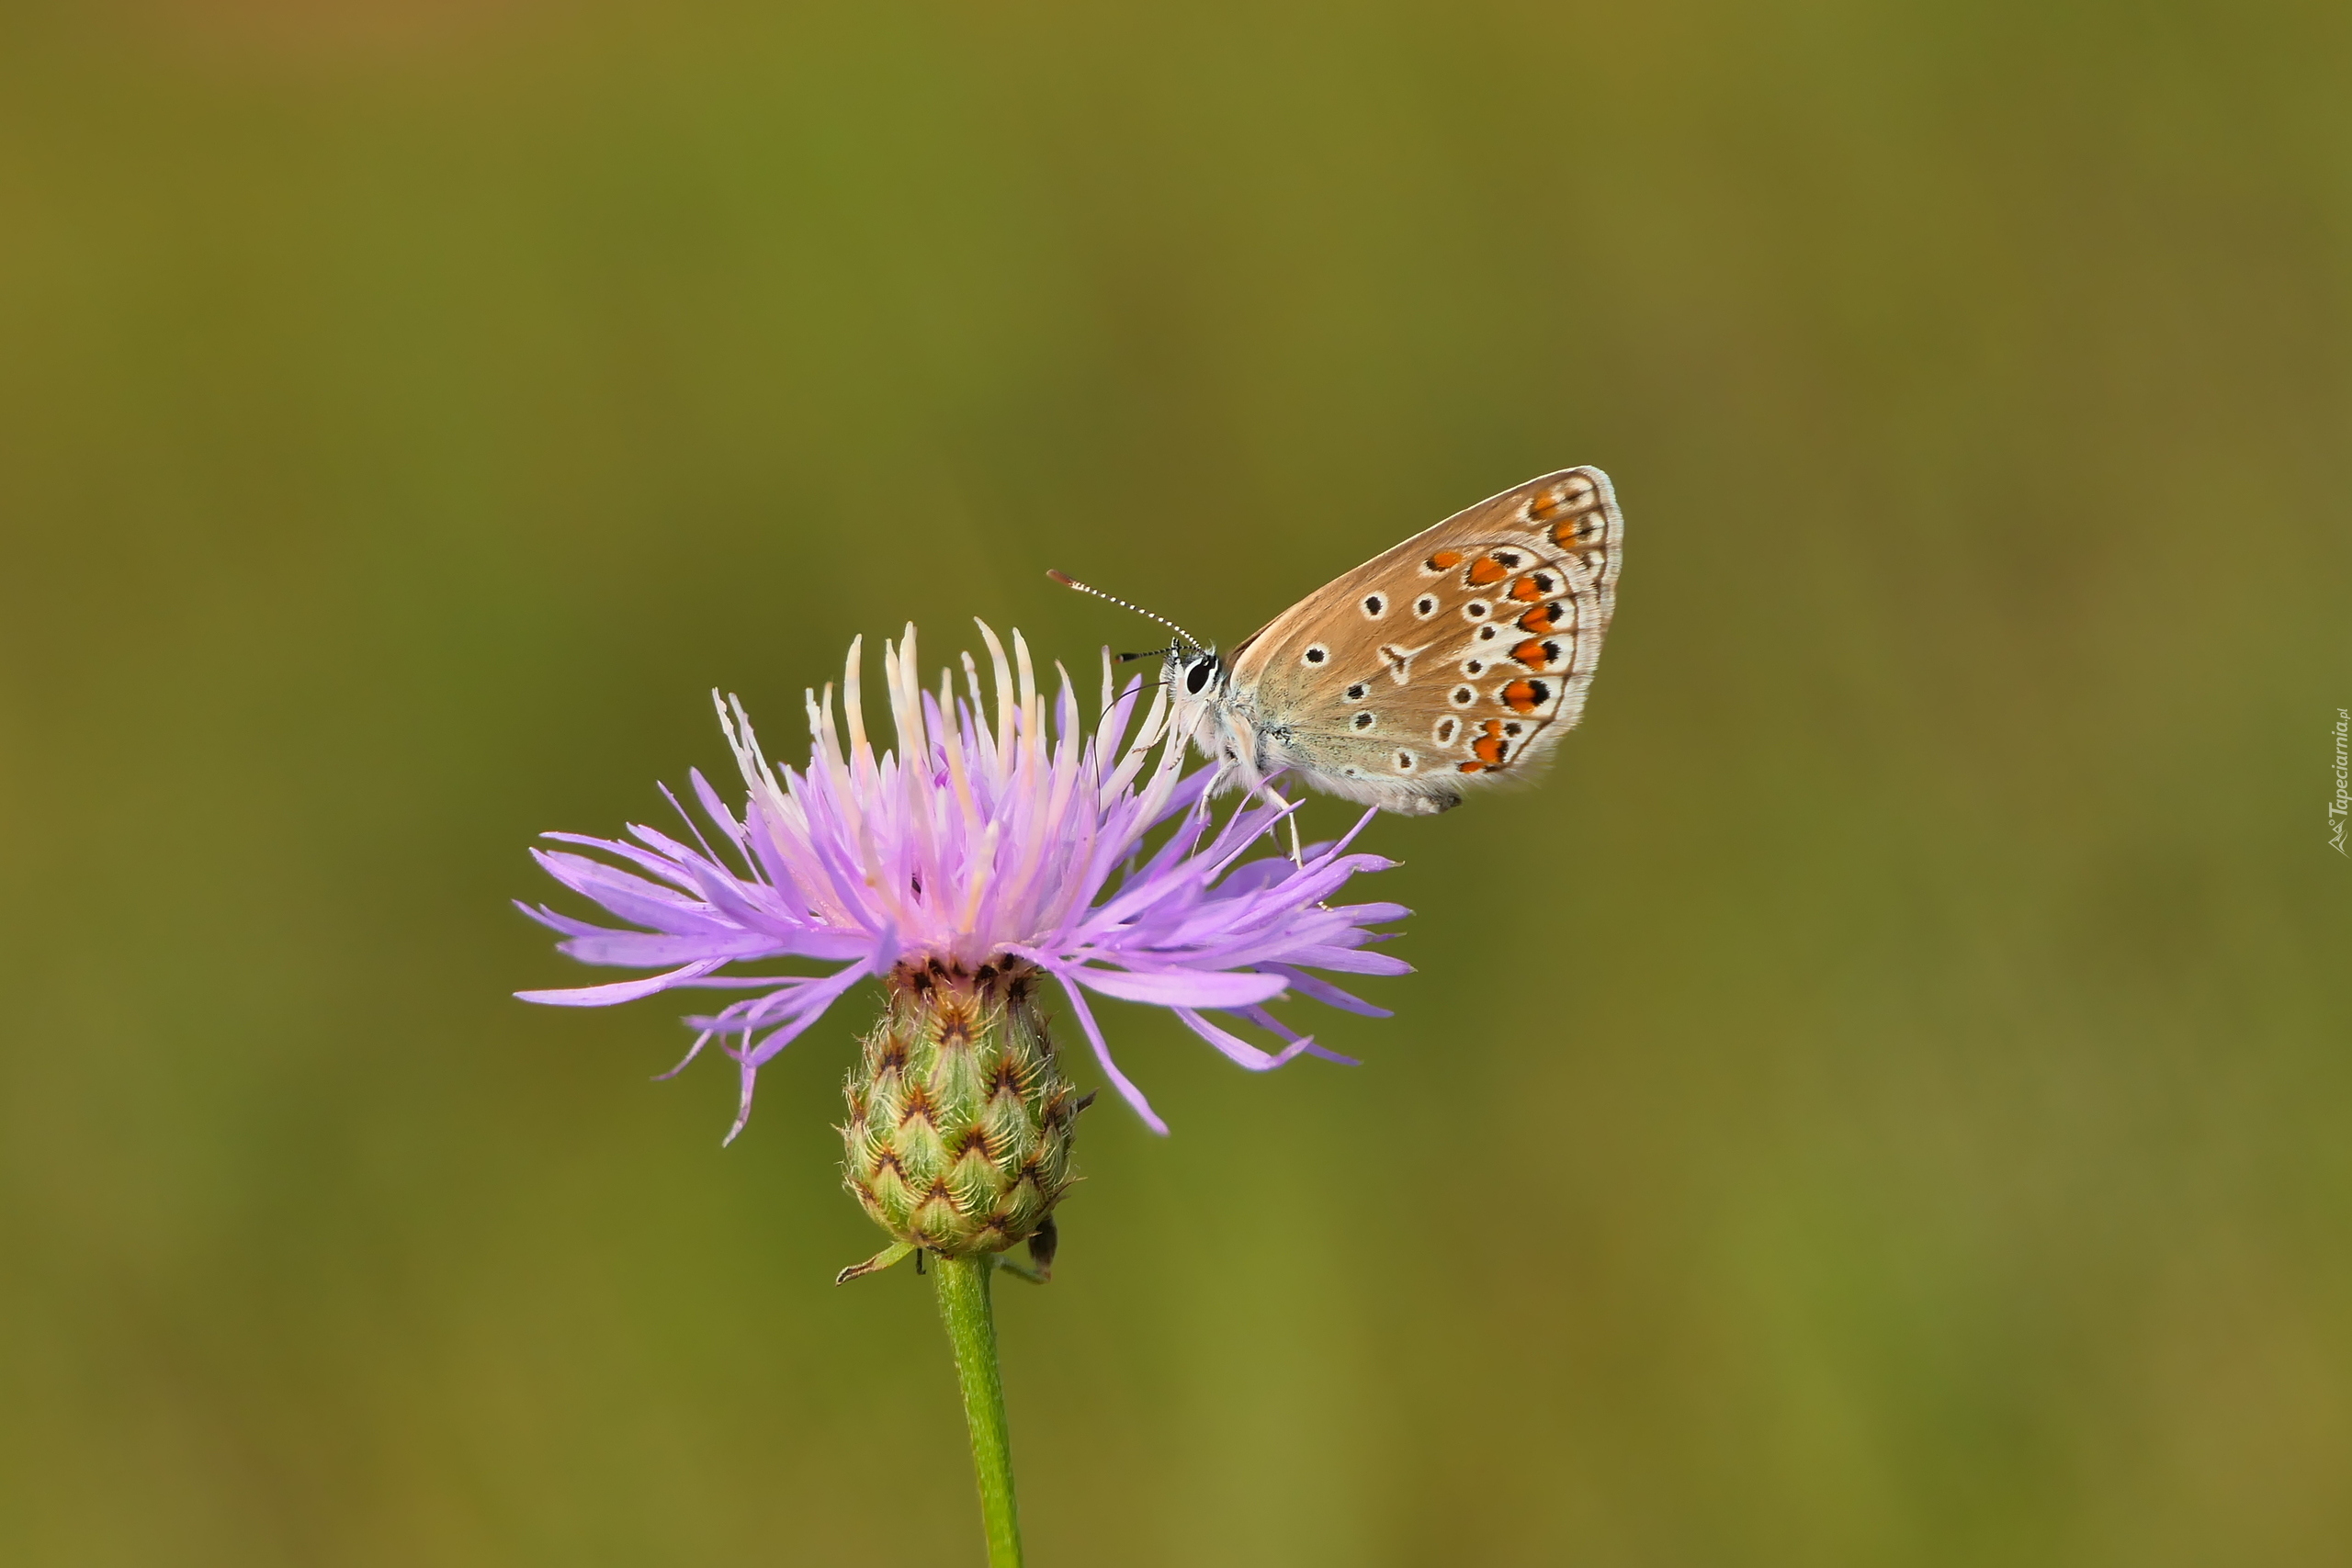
(2, 1, 2346, 1563)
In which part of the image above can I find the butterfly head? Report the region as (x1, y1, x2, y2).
(1046, 569, 1223, 702)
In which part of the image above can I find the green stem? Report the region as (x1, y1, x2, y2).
(933, 1256, 1024, 1567)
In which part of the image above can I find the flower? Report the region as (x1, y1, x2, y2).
(516, 623, 1410, 1140)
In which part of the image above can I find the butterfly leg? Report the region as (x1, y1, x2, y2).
(1209, 708, 1306, 864)
(1253, 775, 1305, 865)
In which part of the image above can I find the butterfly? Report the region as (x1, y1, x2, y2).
(1053, 467, 1623, 816)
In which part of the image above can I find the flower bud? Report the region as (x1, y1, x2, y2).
(842, 958, 1084, 1262)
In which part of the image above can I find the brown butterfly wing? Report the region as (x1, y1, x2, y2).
(1225, 468, 1622, 812)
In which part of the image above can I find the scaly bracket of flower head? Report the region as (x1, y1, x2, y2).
(841, 955, 1090, 1276)
(515, 622, 1412, 1147)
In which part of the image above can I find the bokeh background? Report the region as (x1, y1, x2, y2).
(3, 1, 2346, 1563)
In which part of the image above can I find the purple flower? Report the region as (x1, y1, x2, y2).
(517, 624, 1410, 1140)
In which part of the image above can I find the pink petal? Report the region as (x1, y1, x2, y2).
(1068, 965, 1289, 1009)
(515, 959, 725, 1007)
(1171, 1009, 1321, 1072)
(1051, 972, 1168, 1134)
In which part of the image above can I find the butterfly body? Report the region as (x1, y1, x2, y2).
(1169, 467, 1623, 816)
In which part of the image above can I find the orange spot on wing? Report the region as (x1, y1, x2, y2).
(1425, 549, 1464, 571)
(1530, 490, 1572, 522)
(1465, 555, 1509, 586)
(1472, 719, 1509, 765)
(1518, 603, 1562, 634)
(1511, 638, 1557, 668)
(1549, 514, 1594, 549)
(1502, 679, 1542, 714)
(1456, 760, 1487, 773)
(1508, 575, 1547, 602)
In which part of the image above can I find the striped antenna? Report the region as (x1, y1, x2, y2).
(1046, 570, 1206, 653)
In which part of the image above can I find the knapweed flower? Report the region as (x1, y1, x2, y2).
(517, 624, 1408, 1258)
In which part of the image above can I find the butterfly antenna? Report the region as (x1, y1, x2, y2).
(1046, 570, 1205, 653)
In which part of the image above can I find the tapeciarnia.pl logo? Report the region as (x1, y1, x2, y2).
(2331, 708, 2348, 856)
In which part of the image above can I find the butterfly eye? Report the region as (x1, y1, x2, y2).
(1361, 593, 1385, 618)
(1302, 644, 1329, 665)
(1183, 660, 1216, 695)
